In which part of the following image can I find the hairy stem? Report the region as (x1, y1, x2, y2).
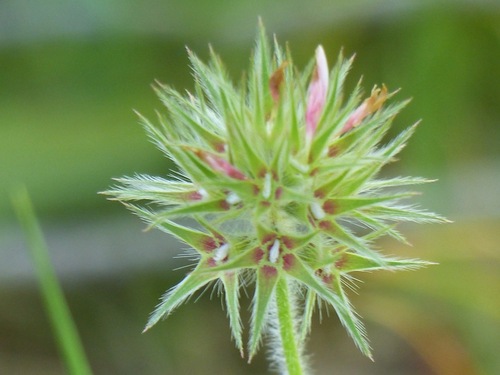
(275, 277, 304, 375)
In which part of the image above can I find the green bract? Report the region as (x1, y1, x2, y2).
(104, 22, 446, 372)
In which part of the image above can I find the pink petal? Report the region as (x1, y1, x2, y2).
(201, 151, 247, 180)
(306, 45, 329, 139)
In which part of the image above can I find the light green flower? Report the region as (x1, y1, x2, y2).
(104, 22, 446, 374)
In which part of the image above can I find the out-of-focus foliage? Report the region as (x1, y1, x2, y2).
(1, 0, 499, 374)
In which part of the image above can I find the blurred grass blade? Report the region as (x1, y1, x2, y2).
(11, 186, 93, 375)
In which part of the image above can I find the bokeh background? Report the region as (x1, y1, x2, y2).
(1, 1, 499, 374)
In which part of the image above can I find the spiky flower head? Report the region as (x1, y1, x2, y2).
(104, 23, 446, 364)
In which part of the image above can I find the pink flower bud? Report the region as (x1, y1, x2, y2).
(341, 84, 388, 134)
(306, 46, 329, 138)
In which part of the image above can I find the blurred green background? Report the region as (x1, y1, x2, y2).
(1, 0, 499, 374)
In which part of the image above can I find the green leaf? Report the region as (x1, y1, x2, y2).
(269, 130, 291, 178)
(365, 204, 450, 224)
(299, 289, 317, 341)
(105, 175, 195, 204)
(153, 198, 232, 219)
(376, 122, 419, 161)
(322, 220, 385, 265)
(221, 272, 244, 357)
(351, 211, 410, 244)
(136, 111, 174, 159)
(285, 65, 301, 154)
(157, 222, 217, 253)
(154, 84, 226, 149)
(144, 266, 219, 332)
(364, 176, 436, 190)
(122, 203, 219, 254)
(333, 252, 434, 273)
(328, 123, 419, 198)
(249, 266, 280, 361)
(250, 19, 272, 132)
(331, 275, 372, 359)
(314, 170, 350, 199)
(199, 244, 258, 273)
(224, 101, 266, 177)
(187, 49, 226, 111)
(331, 194, 414, 216)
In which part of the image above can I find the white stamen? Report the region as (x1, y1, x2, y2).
(266, 120, 272, 135)
(213, 243, 229, 262)
(262, 172, 272, 199)
(226, 192, 241, 205)
(269, 239, 280, 263)
(198, 188, 209, 199)
(311, 202, 326, 220)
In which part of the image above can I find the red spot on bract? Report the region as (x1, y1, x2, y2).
(309, 167, 319, 176)
(335, 254, 348, 270)
(314, 189, 325, 199)
(328, 146, 339, 157)
(282, 254, 295, 271)
(281, 236, 294, 249)
(187, 191, 203, 201)
(253, 184, 260, 196)
(322, 200, 336, 214)
(201, 237, 218, 252)
(262, 233, 277, 244)
(269, 62, 288, 102)
(261, 265, 277, 278)
(258, 168, 267, 178)
(322, 273, 333, 284)
(319, 220, 333, 231)
(214, 142, 226, 153)
(220, 200, 231, 211)
(253, 248, 265, 263)
(228, 169, 247, 180)
(274, 187, 283, 200)
(207, 258, 217, 267)
(315, 268, 332, 284)
(261, 201, 271, 207)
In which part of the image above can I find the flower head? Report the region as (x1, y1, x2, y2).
(104, 23, 446, 364)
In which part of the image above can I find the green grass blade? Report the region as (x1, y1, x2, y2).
(11, 186, 93, 375)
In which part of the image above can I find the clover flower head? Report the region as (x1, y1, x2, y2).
(104, 23, 446, 367)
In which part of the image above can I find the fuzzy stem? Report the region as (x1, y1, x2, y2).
(275, 277, 304, 375)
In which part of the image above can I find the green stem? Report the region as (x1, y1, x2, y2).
(275, 277, 304, 375)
